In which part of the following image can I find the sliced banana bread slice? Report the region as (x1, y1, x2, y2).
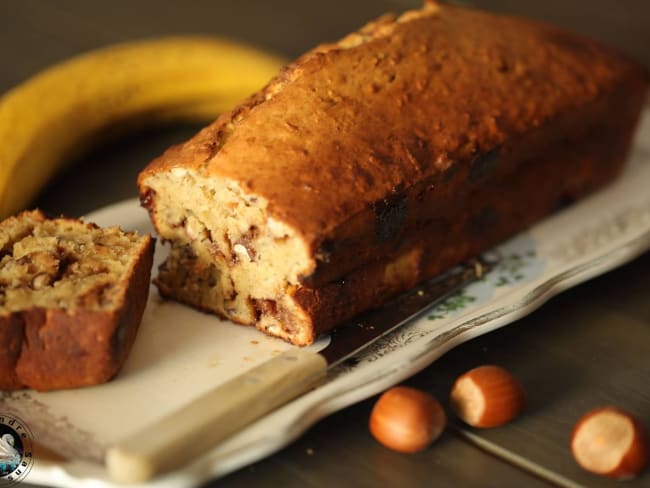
(0, 209, 154, 391)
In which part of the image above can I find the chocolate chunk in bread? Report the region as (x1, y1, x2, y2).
(138, 2, 648, 345)
(0, 210, 154, 391)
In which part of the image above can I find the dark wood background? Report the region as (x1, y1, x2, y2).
(1, 1, 648, 486)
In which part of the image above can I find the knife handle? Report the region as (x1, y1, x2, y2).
(105, 349, 327, 483)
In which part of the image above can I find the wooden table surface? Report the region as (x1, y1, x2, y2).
(2, 1, 649, 486)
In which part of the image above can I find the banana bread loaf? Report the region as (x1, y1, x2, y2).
(0, 210, 154, 391)
(139, 2, 648, 345)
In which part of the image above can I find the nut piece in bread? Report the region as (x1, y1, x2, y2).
(138, 2, 648, 345)
(0, 210, 154, 391)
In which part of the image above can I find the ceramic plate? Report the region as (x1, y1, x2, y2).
(3, 109, 650, 487)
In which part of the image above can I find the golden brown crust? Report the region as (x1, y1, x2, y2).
(141, 3, 647, 249)
(139, 3, 648, 345)
(0, 211, 154, 391)
(292, 97, 643, 337)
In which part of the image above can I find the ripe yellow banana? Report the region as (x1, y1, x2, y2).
(0, 36, 286, 218)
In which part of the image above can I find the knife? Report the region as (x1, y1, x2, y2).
(106, 255, 496, 483)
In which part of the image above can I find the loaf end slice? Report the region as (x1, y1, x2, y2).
(0, 210, 154, 391)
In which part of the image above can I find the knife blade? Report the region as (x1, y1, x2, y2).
(106, 255, 497, 483)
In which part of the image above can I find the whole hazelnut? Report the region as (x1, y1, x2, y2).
(571, 406, 648, 479)
(369, 386, 446, 453)
(450, 365, 525, 428)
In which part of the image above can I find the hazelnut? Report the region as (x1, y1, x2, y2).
(450, 365, 525, 428)
(571, 406, 648, 479)
(31, 273, 51, 290)
(369, 386, 446, 453)
(233, 243, 252, 262)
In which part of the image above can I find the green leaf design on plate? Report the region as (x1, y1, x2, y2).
(427, 247, 539, 321)
(492, 250, 537, 287)
(428, 292, 476, 320)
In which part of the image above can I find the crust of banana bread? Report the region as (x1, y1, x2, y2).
(0, 210, 154, 391)
(138, 1, 648, 345)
